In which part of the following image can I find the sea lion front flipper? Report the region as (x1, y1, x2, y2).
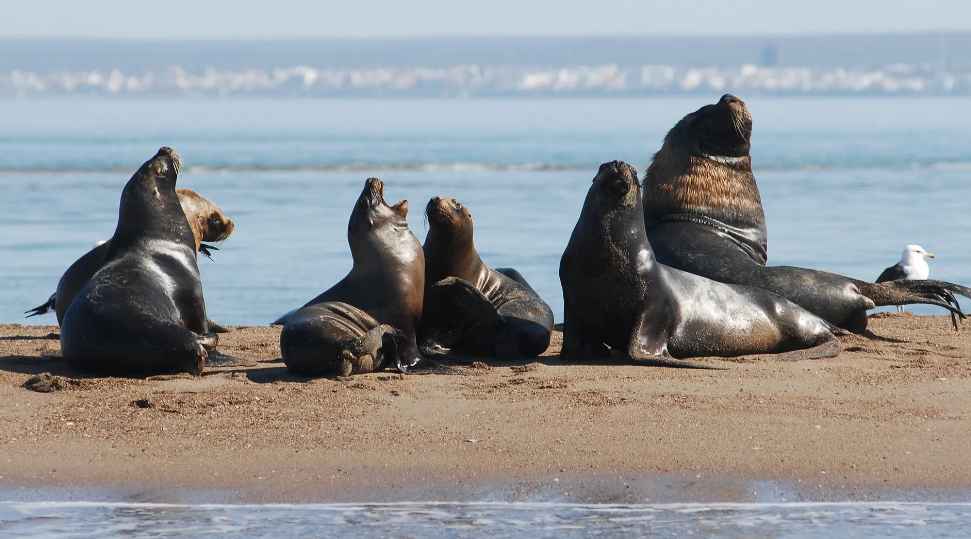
(628, 306, 718, 369)
(198, 243, 219, 260)
(25, 294, 56, 318)
(559, 301, 610, 361)
(418, 277, 501, 358)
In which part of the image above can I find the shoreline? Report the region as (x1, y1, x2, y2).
(2, 315, 970, 503)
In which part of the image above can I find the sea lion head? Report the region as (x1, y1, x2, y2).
(590, 160, 641, 210)
(672, 94, 752, 160)
(114, 147, 191, 245)
(348, 177, 415, 261)
(176, 189, 235, 251)
(424, 197, 473, 240)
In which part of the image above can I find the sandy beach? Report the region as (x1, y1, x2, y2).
(1, 314, 969, 503)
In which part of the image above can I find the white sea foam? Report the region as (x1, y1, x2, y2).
(2, 501, 970, 538)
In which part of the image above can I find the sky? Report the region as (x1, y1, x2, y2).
(1, 0, 969, 39)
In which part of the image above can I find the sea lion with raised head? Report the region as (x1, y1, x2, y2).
(642, 94, 969, 332)
(60, 148, 238, 376)
(559, 160, 842, 365)
(25, 189, 234, 329)
(279, 178, 424, 377)
(419, 196, 554, 360)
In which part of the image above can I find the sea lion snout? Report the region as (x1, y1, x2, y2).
(150, 146, 183, 176)
(718, 94, 743, 106)
(425, 197, 466, 229)
(595, 160, 640, 193)
(206, 213, 234, 241)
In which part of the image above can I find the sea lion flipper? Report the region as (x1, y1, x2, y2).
(205, 349, 258, 368)
(770, 336, 842, 362)
(559, 302, 610, 361)
(207, 318, 231, 333)
(25, 294, 56, 318)
(418, 277, 501, 358)
(198, 243, 218, 260)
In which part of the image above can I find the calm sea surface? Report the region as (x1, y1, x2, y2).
(1, 96, 971, 537)
(2, 97, 970, 325)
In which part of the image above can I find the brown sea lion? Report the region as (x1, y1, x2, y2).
(279, 178, 424, 377)
(559, 160, 841, 366)
(60, 148, 240, 376)
(642, 94, 969, 332)
(418, 196, 554, 360)
(25, 188, 234, 329)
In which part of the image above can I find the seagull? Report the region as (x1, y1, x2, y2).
(876, 244, 936, 313)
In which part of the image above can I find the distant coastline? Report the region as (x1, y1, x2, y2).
(3, 33, 970, 97)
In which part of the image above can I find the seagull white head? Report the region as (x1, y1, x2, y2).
(901, 244, 935, 264)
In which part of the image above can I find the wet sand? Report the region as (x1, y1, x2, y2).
(1, 314, 969, 503)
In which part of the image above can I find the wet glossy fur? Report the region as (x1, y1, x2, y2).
(560, 160, 841, 366)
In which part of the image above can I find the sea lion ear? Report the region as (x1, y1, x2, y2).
(628, 305, 672, 359)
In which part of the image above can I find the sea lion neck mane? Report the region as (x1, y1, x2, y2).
(645, 94, 766, 264)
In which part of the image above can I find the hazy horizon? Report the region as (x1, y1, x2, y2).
(2, 0, 971, 40)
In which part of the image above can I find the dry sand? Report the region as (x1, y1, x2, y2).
(1, 314, 969, 503)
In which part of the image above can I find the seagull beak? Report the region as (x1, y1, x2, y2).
(925, 253, 936, 259)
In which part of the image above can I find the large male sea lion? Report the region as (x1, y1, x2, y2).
(559, 160, 841, 365)
(60, 148, 233, 376)
(25, 189, 234, 327)
(419, 196, 554, 359)
(642, 94, 969, 332)
(279, 178, 424, 377)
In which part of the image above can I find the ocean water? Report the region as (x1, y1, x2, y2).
(2, 501, 971, 538)
(2, 97, 971, 326)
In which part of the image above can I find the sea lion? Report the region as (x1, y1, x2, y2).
(279, 178, 424, 377)
(418, 196, 554, 359)
(25, 188, 234, 329)
(559, 160, 842, 365)
(60, 148, 236, 376)
(642, 94, 969, 333)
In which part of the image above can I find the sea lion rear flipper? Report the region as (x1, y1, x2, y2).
(770, 336, 842, 362)
(25, 294, 56, 318)
(205, 349, 258, 368)
(854, 279, 967, 329)
(207, 318, 231, 333)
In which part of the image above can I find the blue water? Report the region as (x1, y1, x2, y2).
(2, 97, 971, 325)
(1, 501, 970, 538)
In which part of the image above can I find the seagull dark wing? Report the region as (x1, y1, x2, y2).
(876, 263, 907, 283)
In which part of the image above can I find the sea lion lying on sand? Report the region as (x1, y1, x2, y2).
(419, 196, 554, 360)
(279, 178, 425, 377)
(26, 188, 234, 331)
(642, 94, 969, 332)
(60, 148, 246, 376)
(559, 160, 842, 366)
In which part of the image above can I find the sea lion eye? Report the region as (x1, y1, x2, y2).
(453, 202, 462, 210)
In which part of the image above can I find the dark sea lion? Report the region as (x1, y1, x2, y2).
(559, 160, 842, 366)
(25, 189, 234, 330)
(642, 94, 969, 333)
(60, 148, 233, 376)
(279, 178, 424, 377)
(418, 197, 554, 360)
